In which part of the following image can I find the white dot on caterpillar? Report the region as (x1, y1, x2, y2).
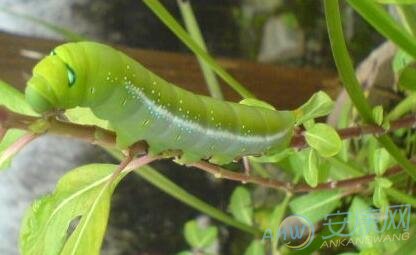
(152, 81, 157, 85)
(151, 89, 155, 94)
(179, 99, 183, 104)
(179, 107, 182, 112)
(126, 65, 130, 69)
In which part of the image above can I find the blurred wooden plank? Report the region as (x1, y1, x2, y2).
(0, 32, 339, 109)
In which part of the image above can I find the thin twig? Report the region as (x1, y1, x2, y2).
(0, 132, 38, 166)
(290, 114, 416, 148)
(191, 160, 404, 193)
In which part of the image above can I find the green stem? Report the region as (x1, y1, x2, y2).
(396, 5, 416, 36)
(136, 166, 260, 235)
(386, 92, 416, 121)
(177, 0, 223, 100)
(347, 0, 416, 59)
(143, 0, 255, 99)
(324, 0, 373, 121)
(386, 187, 416, 207)
(324, 0, 416, 181)
(272, 195, 291, 255)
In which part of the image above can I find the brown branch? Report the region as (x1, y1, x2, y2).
(192, 160, 404, 193)
(290, 114, 416, 148)
(191, 161, 294, 192)
(0, 105, 413, 193)
(0, 106, 147, 154)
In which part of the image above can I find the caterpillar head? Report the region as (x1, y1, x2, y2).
(26, 43, 87, 113)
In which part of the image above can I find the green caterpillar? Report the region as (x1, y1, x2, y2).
(25, 42, 295, 164)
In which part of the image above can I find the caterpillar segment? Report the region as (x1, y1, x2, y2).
(25, 42, 295, 165)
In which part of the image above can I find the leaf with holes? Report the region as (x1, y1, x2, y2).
(20, 164, 124, 255)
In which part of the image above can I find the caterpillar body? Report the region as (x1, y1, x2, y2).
(26, 42, 295, 164)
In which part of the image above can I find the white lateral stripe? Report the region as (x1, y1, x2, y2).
(125, 84, 289, 145)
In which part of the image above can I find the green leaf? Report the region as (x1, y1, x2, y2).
(65, 107, 112, 131)
(20, 164, 123, 255)
(393, 50, 416, 91)
(305, 123, 342, 157)
(303, 149, 319, 187)
(229, 186, 253, 225)
(295, 91, 334, 125)
(372, 106, 383, 126)
(373, 148, 395, 176)
(373, 183, 388, 208)
(289, 190, 342, 224)
(373, 177, 392, 208)
(375, 177, 393, 188)
(0, 80, 39, 169)
(250, 148, 294, 163)
(0, 80, 38, 116)
(348, 197, 378, 250)
(268, 195, 290, 252)
(183, 220, 218, 249)
(239, 98, 276, 111)
(397, 63, 416, 91)
(393, 49, 413, 73)
(244, 240, 265, 255)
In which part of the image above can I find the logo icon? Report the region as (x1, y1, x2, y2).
(278, 215, 315, 250)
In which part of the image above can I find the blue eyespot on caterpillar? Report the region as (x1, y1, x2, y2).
(25, 42, 295, 165)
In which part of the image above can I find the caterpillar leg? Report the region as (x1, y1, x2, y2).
(243, 156, 251, 176)
(174, 151, 204, 165)
(209, 155, 235, 165)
